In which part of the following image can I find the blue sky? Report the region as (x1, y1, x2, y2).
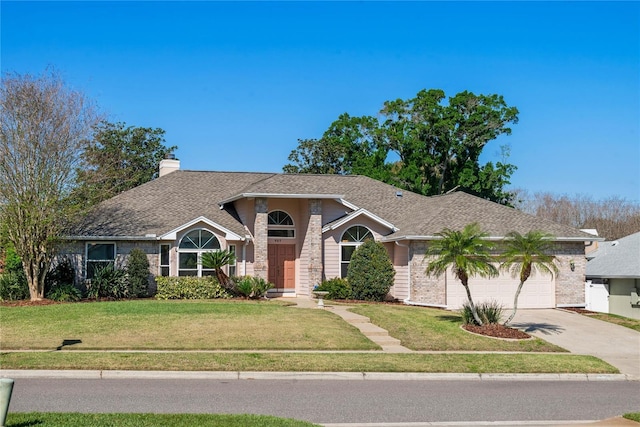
(2, 1, 639, 202)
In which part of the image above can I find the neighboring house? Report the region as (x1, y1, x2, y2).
(62, 158, 598, 309)
(586, 232, 640, 320)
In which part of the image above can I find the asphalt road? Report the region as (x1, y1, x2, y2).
(7, 378, 640, 425)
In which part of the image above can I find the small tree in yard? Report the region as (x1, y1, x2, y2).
(425, 223, 498, 326)
(0, 69, 99, 301)
(201, 250, 236, 292)
(500, 231, 559, 326)
(347, 239, 395, 301)
(127, 248, 150, 297)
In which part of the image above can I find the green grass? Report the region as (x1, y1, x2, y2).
(348, 304, 564, 352)
(0, 299, 620, 373)
(624, 412, 640, 423)
(588, 312, 640, 332)
(0, 300, 377, 350)
(5, 412, 318, 426)
(0, 351, 617, 373)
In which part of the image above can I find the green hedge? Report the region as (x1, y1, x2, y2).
(155, 276, 232, 300)
(316, 277, 351, 300)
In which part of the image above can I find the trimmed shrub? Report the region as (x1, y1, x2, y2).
(86, 264, 129, 299)
(45, 257, 80, 302)
(127, 248, 150, 297)
(316, 277, 351, 300)
(47, 283, 82, 302)
(155, 276, 232, 300)
(45, 257, 76, 293)
(0, 271, 28, 301)
(0, 244, 28, 301)
(461, 300, 504, 325)
(233, 276, 273, 299)
(347, 240, 395, 302)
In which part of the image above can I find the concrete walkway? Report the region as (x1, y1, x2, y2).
(511, 309, 640, 379)
(288, 296, 412, 353)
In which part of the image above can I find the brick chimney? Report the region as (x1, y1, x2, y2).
(159, 153, 180, 177)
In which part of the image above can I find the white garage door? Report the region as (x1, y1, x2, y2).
(446, 269, 556, 310)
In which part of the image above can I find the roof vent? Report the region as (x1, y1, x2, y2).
(396, 191, 403, 198)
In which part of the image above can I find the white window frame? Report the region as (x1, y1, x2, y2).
(178, 229, 220, 277)
(267, 210, 295, 239)
(339, 225, 373, 278)
(86, 242, 116, 280)
(159, 244, 171, 277)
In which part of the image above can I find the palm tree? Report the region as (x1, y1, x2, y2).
(500, 231, 559, 326)
(425, 223, 498, 326)
(201, 250, 236, 291)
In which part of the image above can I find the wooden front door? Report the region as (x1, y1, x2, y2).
(268, 244, 296, 290)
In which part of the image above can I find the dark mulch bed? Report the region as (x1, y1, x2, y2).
(463, 323, 531, 340)
(0, 298, 61, 307)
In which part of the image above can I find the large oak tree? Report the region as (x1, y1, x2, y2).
(285, 89, 519, 204)
(0, 70, 99, 300)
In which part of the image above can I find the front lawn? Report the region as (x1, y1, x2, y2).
(348, 304, 564, 352)
(0, 299, 619, 373)
(0, 300, 377, 350)
(5, 412, 318, 427)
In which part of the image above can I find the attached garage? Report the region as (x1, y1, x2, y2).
(445, 269, 556, 310)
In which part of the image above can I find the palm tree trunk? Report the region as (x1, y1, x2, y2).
(463, 283, 483, 326)
(215, 269, 232, 292)
(504, 280, 525, 326)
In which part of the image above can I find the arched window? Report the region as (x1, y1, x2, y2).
(340, 225, 373, 278)
(268, 210, 295, 238)
(178, 229, 220, 276)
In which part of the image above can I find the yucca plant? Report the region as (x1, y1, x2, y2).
(234, 276, 273, 299)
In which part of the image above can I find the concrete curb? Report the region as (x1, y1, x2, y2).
(0, 370, 634, 381)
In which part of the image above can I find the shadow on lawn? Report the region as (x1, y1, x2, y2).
(435, 315, 462, 324)
(7, 422, 43, 427)
(55, 339, 82, 351)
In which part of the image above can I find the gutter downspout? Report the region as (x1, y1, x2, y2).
(242, 237, 251, 276)
(394, 241, 411, 304)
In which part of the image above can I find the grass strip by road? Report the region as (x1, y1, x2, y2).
(348, 304, 564, 352)
(4, 412, 318, 427)
(0, 351, 617, 373)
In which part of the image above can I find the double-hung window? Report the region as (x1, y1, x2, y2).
(86, 243, 115, 279)
(228, 244, 237, 277)
(159, 244, 170, 276)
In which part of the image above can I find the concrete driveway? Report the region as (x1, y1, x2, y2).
(511, 309, 640, 379)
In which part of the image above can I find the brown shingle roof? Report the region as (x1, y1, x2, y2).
(69, 171, 595, 240)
